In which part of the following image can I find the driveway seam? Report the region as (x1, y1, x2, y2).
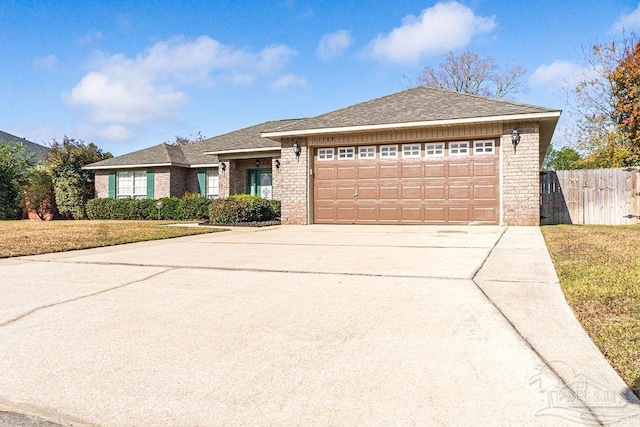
(0, 269, 172, 328)
(19, 259, 470, 281)
(470, 227, 604, 426)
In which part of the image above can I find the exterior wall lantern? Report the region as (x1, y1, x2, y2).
(220, 162, 226, 172)
(255, 158, 260, 168)
(511, 129, 521, 150)
(275, 159, 281, 169)
(293, 141, 301, 159)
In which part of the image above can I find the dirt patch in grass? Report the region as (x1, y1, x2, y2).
(0, 220, 226, 258)
(542, 225, 640, 397)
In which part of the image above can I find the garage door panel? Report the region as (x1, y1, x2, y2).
(448, 162, 471, 177)
(314, 144, 498, 225)
(337, 166, 355, 179)
(400, 206, 423, 222)
(336, 186, 356, 200)
(401, 163, 422, 178)
(379, 186, 400, 199)
(379, 165, 399, 178)
(473, 184, 498, 200)
(357, 165, 377, 179)
(315, 166, 336, 180)
(316, 187, 336, 201)
(401, 185, 422, 200)
(449, 185, 471, 200)
(474, 161, 498, 177)
(424, 185, 446, 200)
(356, 206, 377, 222)
(424, 163, 445, 178)
(357, 186, 377, 200)
(379, 206, 400, 222)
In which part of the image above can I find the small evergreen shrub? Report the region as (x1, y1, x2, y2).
(209, 194, 280, 223)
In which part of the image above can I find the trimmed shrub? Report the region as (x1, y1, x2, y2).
(86, 198, 152, 220)
(178, 193, 211, 220)
(209, 194, 280, 223)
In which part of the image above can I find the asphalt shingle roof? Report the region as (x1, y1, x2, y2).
(266, 86, 561, 133)
(0, 130, 50, 161)
(85, 119, 304, 169)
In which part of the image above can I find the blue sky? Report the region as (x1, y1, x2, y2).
(2, 0, 640, 156)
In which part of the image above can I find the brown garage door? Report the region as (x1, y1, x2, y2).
(313, 141, 500, 224)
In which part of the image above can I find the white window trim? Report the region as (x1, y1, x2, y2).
(317, 148, 334, 161)
(402, 143, 421, 158)
(116, 170, 147, 199)
(206, 169, 219, 199)
(424, 143, 444, 157)
(449, 141, 469, 156)
(358, 146, 376, 159)
(338, 146, 355, 160)
(474, 140, 495, 154)
(380, 144, 398, 159)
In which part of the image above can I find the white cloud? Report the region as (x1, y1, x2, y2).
(66, 36, 297, 141)
(612, 4, 640, 32)
(366, 1, 495, 64)
(317, 30, 352, 60)
(271, 73, 307, 90)
(531, 60, 583, 89)
(33, 54, 57, 70)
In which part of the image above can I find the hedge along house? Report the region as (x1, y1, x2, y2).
(85, 87, 561, 226)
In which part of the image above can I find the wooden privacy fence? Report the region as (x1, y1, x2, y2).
(540, 168, 640, 225)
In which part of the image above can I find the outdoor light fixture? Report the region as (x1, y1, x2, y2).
(275, 159, 281, 169)
(511, 129, 521, 149)
(293, 141, 301, 158)
(255, 158, 260, 168)
(220, 162, 226, 172)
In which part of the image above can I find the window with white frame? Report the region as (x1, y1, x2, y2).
(358, 146, 376, 159)
(449, 141, 469, 156)
(317, 148, 334, 161)
(338, 147, 355, 159)
(425, 143, 444, 157)
(474, 140, 495, 154)
(402, 143, 421, 158)
(380, 145, 398, 159)
(206, 169, 219, 198)
(117, 170, 147, 199)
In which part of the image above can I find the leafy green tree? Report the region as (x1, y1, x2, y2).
(45, 137, 112, 219)
(0, 142, 35, 219)
(543, 145, 585, 170)
(24, 165, 56, 220)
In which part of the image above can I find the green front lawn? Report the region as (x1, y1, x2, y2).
(0, 220, 225, 258)
(542, 225, 640, 397)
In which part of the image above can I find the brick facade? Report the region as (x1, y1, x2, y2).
(94, 170, 109, 198)
(501, 122, 541, 226)
(279, 138, 308, 225)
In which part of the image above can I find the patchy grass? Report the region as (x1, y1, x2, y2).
(542, 225, 640, 397)
(0, 220, 225, 258)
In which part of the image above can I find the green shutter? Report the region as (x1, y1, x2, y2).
(197, 170, 206, 196)
(108, 172, 116, 198)
(146, 170, 155, 199)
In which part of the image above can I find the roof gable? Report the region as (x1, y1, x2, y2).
(267, 86, 561, 133)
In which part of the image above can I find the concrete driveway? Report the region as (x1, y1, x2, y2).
(0, 225, 638, 426)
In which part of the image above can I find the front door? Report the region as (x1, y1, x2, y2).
(247, 168, 273, 199)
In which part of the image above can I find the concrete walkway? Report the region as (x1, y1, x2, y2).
(0, 225, 638, 426)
